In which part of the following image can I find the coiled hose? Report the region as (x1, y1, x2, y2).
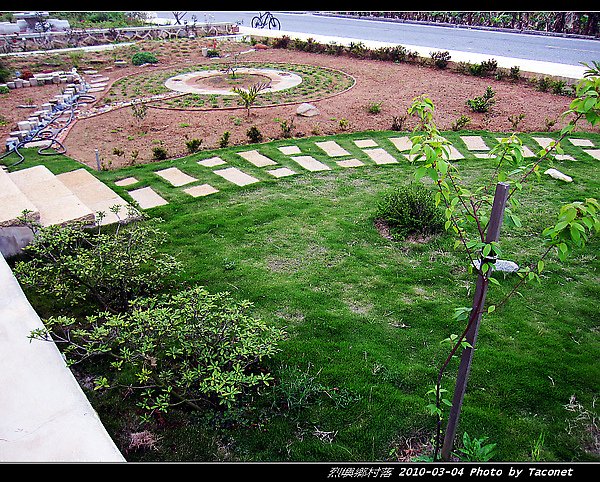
(0, 90, 96, 168)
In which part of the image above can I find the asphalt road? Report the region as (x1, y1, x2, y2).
(155, 11, 600, 68)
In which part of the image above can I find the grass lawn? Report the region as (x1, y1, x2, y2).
(3, 129, 599, 462)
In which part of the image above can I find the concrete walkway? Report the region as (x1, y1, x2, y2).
(0, 254, 125, 462)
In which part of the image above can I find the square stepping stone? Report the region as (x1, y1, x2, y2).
(115, 177, 138, 187)
(315, 140, 350, 157)
(363, 148, 398, 165)
(569, 138, 594, 147)
(532, 137, 556, 149)
(388, 136, 412, 151)
(554, 154, 575, 161)
(198, 156, 226, 167)
(183, 184, 219, 197)
(583, 149, 600, 160)
(237, 150, 277, 167)
(354, 139, 378, 148)
(213, 167, 260, 186)
(474, 152, 494, 159)
(290, 156, 331, 172)
(445, 145, 465, 160)
(337, 158, 365, 168)
(460, 135, 489, 151)
(128, 187, 168, 209)
(278, 145, 302, 155)
(155, 167, 197, 187)
(267, 167, 296, 178)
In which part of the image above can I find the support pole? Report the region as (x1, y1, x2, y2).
(441, 182, 510, 461)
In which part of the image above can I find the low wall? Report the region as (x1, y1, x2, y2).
(0, 254, 125, 462)
(0, 22, 239, 54)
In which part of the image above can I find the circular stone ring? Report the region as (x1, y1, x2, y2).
(164, 68, 303, 96)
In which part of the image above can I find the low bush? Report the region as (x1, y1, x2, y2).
(131, 51, 158, 66)
(247, 126, 263, 144)
(375, 183, 445, 240)
(430, 50, 451, 69)
(451, 114, 471, 131)
(219, 131, 231, 148)
(152, 146, 168, 160)
(186, 138, 203, 153)
(367, 102, 383, 114)
(467, 86, 496, 113)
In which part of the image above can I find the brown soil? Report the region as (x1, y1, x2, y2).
(1, 39, 596, 170)
(196, 72, 271, 89)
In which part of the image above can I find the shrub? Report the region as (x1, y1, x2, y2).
(219, 131, 231, 148)
(508, 113, 526, 131)
(367, 101, 383, 114)
(272, 35, 291, 49)
(535, 76, 552, 92)
(0, 85, 9, 94)
(0, 60, 11, 83)
(551, 79, 566, 95)
(14, 211, 181, 313)
(185, 138, 203, 153)
(454, 62, 472, 75)
(233, 81, 270, 117)
(451, 114, 471, 131)
(375, 183, 445, 240)
(31, 286, 287, 419)
(206, 49, 220, 58)
(391, 115, 407, 131)
(279, 118, 295, 138)
(131, 51, 158, 66)
(430, 50, 451, 69)
(467, 86, 496, 113)
(469, 59, 497, 77)
(152, 146, 168, 160)
(247, 125, 263, 143)
(339, 118, 350, 131)
(509, 65, 521, 81)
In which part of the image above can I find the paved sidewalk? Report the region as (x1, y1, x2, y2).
(237, 26, 588, 80)
(0, 250, 125, 462)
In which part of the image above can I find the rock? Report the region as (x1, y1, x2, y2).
(254, 43, 269, 50)
(296, 103, 319, 117)
(472, 259, 519, 273)
(544, 168, 572, 182)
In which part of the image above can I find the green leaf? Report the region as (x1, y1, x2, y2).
(537, 260, 544, 273)
(487, 305, 496, 314)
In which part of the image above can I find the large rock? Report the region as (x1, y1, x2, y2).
(296, 103, 319, 117)
(472, 259, 519, 273)
(544, 168, 572, 182)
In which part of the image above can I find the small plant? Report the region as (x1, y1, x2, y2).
(544, 117, 557, 131)
(131, 51, 158, 66)
(469, 58, 498, 77)
(131, 101, 148, 126)
(219, 131, 231, 148)
(129, 150, 139, 165)
(454, 62, 471, 75)
(451, 114, 471, 131)
(430, 50, 451, 69)
(0, 115, 8, 126)
(367, 101, 383, 114)
(454, 433, 497, 462)
(112, 147, 124, 157)
(535, 76, 552, 92)
(185, 138, 203, 153)
(494, 67, 508, 80)
(231, 116, 243, 126)
(206, 49, 220, 58)
(339, 118, 350, 131)
(467, 86, 496, 113)
(375, 183, 445, 240)
(279, 118, 295, 139)
(0, 85, 9, 94)
(179, 122, 190, 128)
(391, 115, 407, 131)
(233, 81, 270, 117)
(509, 65, 521, 81)
(152, 146, 168, 160)
(246, 125, 263, 144)
(531, 432, 545, 462)
(508, 113, 526, 131)
(551, 79, 567, 95)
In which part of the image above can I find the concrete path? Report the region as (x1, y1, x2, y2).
(0, 254, 125, 462)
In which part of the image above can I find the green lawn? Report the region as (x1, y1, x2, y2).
(3, 129, 599, 462)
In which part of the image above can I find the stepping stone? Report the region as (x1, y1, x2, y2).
(460, 135, 489, 151)
(183, 184, 219, 197)
(445, 145, 465, 160)
(388, 136, 412, 151)
(88, 87, 105, 93)
(337, 158, 365, 168)
(9, 165, 95, 227)
(363, 148, 398, 165)
(290, 156, 331, 172)
(583, 149, 600, 160)
(155, 167, 196, 187)
(213, 167, 260, 186)
(278, 145, 302, 155)
(474, 152, 494, 159)
(315, 140, 350, 157)
(237, 150, 277, 167)
(554, 154, 575, 161)
(354, 139, 378, 148)
(198, 156, 226, 167)
(115, 177, 138, 187)
(0, 169, 40, 227)
(569, 138, 594, 147)
(128, 187, 168, 209)
(267, 167, 296, 178)
(57, 169, 132, 225)
(532, 137, 556, 149)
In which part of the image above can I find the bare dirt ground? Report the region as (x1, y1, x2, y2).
(2, 39, 595, 170)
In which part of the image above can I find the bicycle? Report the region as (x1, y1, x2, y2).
(251, 12, 281, 30)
